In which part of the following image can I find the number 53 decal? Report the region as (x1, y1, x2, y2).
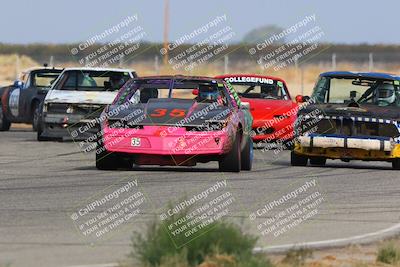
(150, 108, 186, 118)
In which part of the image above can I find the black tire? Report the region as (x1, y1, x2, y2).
(0, 102, 11, 131)
(219, 133, 241, 172)
(241, 136, 253, 171)
(393, 158, 400, 170)
(37, 115, 53, 141)
(37, 128, 53, 141)
(96, 138, 131, 170)
(32, 101, 40, 131)
(309, 157, 327, 166)
(290, 151, 308, 166)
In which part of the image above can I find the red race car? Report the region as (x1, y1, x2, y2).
(215, 74, 298, 147)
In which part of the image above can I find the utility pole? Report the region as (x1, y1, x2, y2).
(224, 55, 229, 73)
(49, 55, 54, 67)
(301, 67, 304, 96)
(15, 54, 20, 79)
(368, 53, 374, 71)
(163, 0, 170, 66)
(332, 53, 336, 70)
(119, 54, 124, 68)
(155, 55, 160, 74)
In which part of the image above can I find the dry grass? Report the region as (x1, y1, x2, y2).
(0, 54, 38, 85)
(1, 54, 400, 99)
(270, 240, 400, 267)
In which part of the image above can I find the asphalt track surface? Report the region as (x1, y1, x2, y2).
(1, 126, 399, 267)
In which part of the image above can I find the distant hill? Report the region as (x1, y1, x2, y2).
(242, 25, 285, 44)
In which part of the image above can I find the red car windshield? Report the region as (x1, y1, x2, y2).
(224, 77, 289, 100)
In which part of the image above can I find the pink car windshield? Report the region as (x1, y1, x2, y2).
(115, 79, 230, 106)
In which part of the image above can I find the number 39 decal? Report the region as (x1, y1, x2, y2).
(150, 108, 186, 118)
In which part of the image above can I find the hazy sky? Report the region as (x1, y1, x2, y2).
(1, 0, 399, 44)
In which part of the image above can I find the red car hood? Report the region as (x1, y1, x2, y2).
(241, 97, 296, 120)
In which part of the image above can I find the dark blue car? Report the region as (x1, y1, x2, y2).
(0, 66, 62, 131)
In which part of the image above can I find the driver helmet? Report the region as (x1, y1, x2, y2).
(79, 73, 97, 87)
(261, 85, 276, 96)
(376, 83, 396, 106)
(199, 86, 218, 101)
(110, 76, 124, 89)
(139, 88, 158, 103)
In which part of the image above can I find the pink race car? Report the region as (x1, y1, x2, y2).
(95, 76, 254, 172)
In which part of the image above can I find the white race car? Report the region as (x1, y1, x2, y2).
(37, 67, 136, 141)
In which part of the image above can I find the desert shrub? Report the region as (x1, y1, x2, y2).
(377, 242, 400, 265)
(127, 207, 263, 267)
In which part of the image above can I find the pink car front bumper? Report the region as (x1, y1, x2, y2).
(102, 125, 232, 156)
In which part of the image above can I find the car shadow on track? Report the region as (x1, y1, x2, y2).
(272, 160, 394, 171)
(74, 165, 221, 173)
(9, 127, 33, 132)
